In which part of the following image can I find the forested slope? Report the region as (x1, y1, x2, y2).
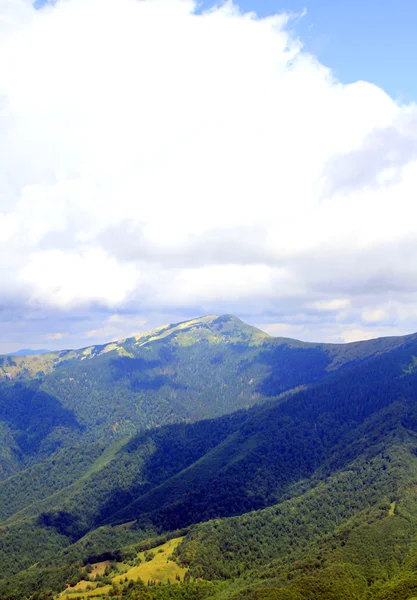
(3, 317, 417, 599)
(1, 314, 416, 480)
(0, 326, 417, 598)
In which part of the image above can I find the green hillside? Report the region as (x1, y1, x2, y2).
(1, 314, 415, 481)
(3, 316, 417, 599)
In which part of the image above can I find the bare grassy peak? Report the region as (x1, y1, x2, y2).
(66, 314, 272, 355)
(0, 315, 271, 380)
(132, 314, 272, 347)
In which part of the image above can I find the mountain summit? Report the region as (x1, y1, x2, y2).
(0, 314, 269, 380)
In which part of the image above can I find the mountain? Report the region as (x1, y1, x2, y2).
(9, 349, 51, 356)
(0, 314, 413, 480)
(2, 316, 417, 599)
(0, 315, 274, 479)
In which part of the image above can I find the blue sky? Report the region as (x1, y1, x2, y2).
(210, 0, 416, 102)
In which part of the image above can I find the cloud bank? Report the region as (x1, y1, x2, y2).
(1, 0, 417, 351)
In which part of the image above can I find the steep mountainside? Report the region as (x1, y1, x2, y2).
(1, 314, 415, 481)
(3, 321, 417, 599)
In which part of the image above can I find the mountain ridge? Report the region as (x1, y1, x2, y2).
(0, 315, 270, 380)
(3, 315, 417, 598)
(2, 314, 417, 482)
(2, 313, 417, 375)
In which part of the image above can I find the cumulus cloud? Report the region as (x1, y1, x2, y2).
(324, 109, 417, 194)
(1, 0, 417, 350)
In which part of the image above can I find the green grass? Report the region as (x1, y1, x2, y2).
(114, 537, 187, 585)
(388, 501, 396, 516)
(58, 538, 187, 599)
(60, 584, 111, 597)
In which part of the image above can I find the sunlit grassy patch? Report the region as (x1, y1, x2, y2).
(113, 537, 187, 585)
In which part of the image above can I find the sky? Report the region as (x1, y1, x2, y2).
(1, 0, 417, 352)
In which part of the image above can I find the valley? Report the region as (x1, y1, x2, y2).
(2, 315, 417, 600)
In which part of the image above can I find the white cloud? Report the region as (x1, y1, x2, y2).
(361, 308, 388, 323)
(340, 327, 395, 344)
(42, 331, 67, 340)
(310, 298, 351, 312)
(1, 0, 417, 349)
(19, 248, 139, 307)
(84, 313, 148, 341)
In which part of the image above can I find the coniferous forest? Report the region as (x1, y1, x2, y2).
(3, 315, 417, 600)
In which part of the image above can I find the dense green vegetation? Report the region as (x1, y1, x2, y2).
(2, 315, 414, 479)
(3, 315, 417, 599)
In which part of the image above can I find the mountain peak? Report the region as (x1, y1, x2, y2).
(131, 314, 271, 348)
(0, 315, 271, 380)
(9, 348, 50, 356)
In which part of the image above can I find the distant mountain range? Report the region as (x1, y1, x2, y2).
(9, 348, 50, 356)
(2, 315, 417, 600)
